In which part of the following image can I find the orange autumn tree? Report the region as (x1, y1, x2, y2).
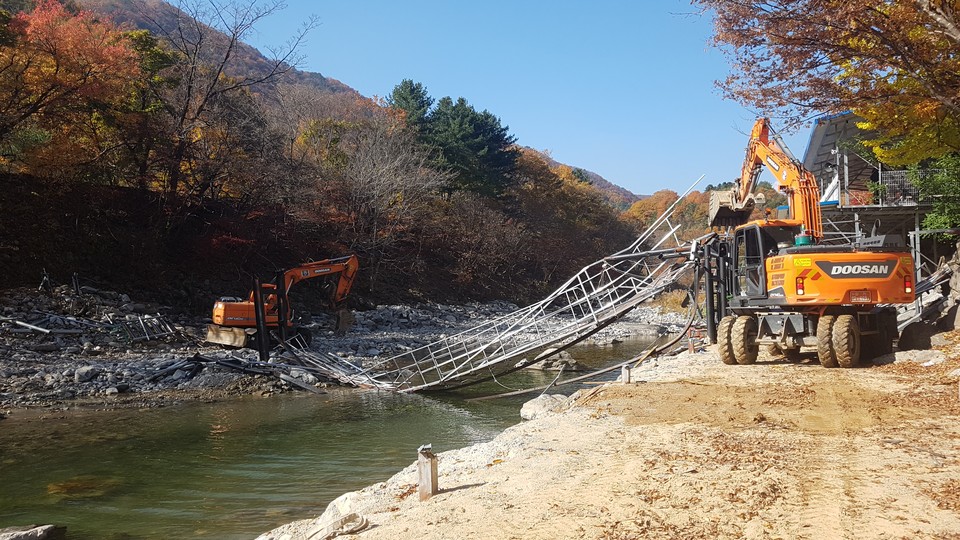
(623, 189, 679, 229)
(0, 0, 140, 172)
(695, 0, 960, 163)
(510, 149, 635, 283)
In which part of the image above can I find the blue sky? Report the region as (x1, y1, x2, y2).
(248, 0, 808, 196)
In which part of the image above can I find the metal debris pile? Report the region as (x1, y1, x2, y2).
(0, 284, 188, 356)
(0, 282, 348, 407)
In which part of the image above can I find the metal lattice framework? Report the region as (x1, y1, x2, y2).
(285, 177, 705, 393)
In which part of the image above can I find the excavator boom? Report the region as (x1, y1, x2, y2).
(709, 118, 823, 240)
(274, 255, 360, 308)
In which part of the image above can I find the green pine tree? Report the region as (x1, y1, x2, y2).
(427, 96, 518, 197)
(388, 79, 433, 133)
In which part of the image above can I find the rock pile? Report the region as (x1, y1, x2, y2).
(0, 284, 689, 410)
(0, 285, 244, 409)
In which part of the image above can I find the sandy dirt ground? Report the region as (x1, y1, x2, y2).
(261, 336, 960, 540)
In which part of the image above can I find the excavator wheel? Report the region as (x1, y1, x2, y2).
(731, 315, 759, 365)
(762, 344, 782, 359)
(717, 315, 737, 365)
(832, 314, 861, 368)
(817, 315, 838, 368)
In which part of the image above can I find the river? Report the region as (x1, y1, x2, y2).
(0, 337, 657, 539)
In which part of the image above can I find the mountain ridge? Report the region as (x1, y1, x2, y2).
(527, 148, 644, 209)
(77, 0, 644, 206)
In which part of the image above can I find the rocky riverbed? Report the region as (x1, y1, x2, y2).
(0, 285, 687, 413)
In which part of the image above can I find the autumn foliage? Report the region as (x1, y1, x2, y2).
(0, 1, 645, 306)
(0, 0, 140, 169)
(623, 181, 786, 242)
(696, 0, 960, 165)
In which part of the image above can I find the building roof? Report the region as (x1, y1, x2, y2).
(801, 112, 876, 191)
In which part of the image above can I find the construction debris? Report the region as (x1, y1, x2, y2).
(0, 271, 690, 410)
(348, 177, 708, 392)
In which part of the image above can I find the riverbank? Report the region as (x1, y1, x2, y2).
(0, 285, 686, 413)
(260, 335, 960, 540)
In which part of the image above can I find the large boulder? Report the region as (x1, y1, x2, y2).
(73, 365, 100, 383)
(520, 394, 567, 420)
(522, 349, 581, 371)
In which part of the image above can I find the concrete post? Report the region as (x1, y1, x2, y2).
(417, 444, 438, 501)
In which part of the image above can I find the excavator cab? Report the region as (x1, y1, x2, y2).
(729, 222, 803, 301)
(734, 225, 767, 298)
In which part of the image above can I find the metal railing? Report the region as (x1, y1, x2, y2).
(289, 176, 708, 393)
(839, 169, 948, 207)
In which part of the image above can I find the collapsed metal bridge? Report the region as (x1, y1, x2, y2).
(277, 173, 952, 393)
(286, 178, 707, 392)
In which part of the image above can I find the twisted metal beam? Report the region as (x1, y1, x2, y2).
(293, 176, 706, 392)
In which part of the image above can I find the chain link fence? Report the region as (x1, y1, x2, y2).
(849, 169, 953, 206)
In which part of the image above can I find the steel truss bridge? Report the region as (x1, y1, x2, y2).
(286, 178, 708, 392)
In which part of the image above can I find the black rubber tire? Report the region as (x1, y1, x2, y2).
(783, 348, 803, 363)
(833, 314, 861, 368)
(717, 315, 737, 365)
(817, 315, 838, 368)
(732, 315, 759, 365)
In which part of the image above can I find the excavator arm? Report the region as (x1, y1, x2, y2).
(247, 254, 359, 318)
(277, 254, 360, 308)
(210, 254, 360, 343)
(709, 118, 823, 241)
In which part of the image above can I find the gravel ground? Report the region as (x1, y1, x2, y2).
(0, 285, 687, 412)
(260, 333, 960, 540)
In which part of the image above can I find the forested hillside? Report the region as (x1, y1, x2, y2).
(0, 0, 643, 310)
(622, 181, 787, 242)
(529, 150, 642, 210)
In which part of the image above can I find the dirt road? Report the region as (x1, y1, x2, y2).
(262, 339, 960, 540)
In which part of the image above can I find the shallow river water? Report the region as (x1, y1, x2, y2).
(0, 337, 656, 539)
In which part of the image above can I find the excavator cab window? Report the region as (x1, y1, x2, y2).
(734, 225, 766, 298)
(762, 225, 802, 255)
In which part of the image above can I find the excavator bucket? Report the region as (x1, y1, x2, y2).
(709, 190, 751, 227)
(205, 324, 251, 348)
(708, 190, 763, 228)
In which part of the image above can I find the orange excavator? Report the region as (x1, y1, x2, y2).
(702, 118, 914, 367)
(205, 255, 359, 348)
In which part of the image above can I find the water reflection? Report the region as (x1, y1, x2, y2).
(0, 336, 656, 539)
